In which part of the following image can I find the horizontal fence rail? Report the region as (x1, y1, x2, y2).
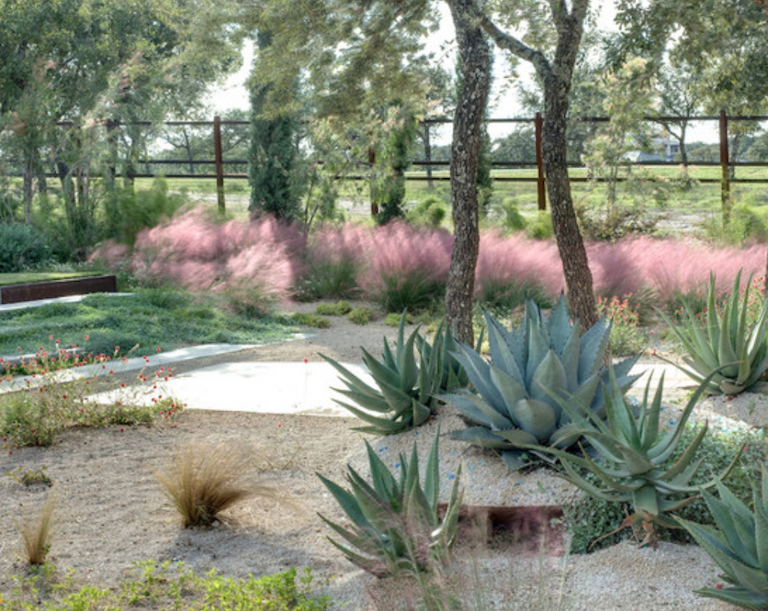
(4, 111, 768, 212)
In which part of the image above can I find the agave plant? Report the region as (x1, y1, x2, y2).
(321, 314, 471, 435)
(677, 464, 768, 609)
(444, 296, 639, 470)
(660, 270, 768, 395)
(317, 431, 463, 578)
(536, 367, 742, 548)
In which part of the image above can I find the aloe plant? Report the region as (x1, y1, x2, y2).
(536, 367, 742, 548)
(321, 314, 470, 435)
(444, 296, 639, 470)
(660, 271, 768, 395)
(317, 431, 463, 578)
(678, 464, 768, 609)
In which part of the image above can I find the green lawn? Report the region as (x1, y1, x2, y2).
(0, 288, 299, 358)
(0, 271, 104, 287)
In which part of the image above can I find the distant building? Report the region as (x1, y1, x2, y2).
(628, 137, 680, 162)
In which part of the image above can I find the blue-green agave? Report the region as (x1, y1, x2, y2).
(317, 431, 463, 578)
(321, 314, 473, 435)
(660, 270, 768, 395)
(444, 296, 639, 470)
(678, 464, 768, 609)
(536, 367, 742, 548)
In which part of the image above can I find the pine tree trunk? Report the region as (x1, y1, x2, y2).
(445, 0, 492, 344)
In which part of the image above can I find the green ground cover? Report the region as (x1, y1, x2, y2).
(0, 272, 104, 287)
(0, 288, 298, 358)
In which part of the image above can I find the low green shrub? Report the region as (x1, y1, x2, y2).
(499, 197, 527, 233)
(565, 426, 768, 553)
(597, 294, 647, 356)
(315, 300, 352, 316)
(114, 178, 186, 246)
(377, 272, 445, 314)
(406, 195, 447, 228)
(526, 211, 553, 240)
(476, 278, 554, 314)
(347, 307, 372, 325)
(294, 259, 359, 301)
(385, 311, 415, 326)
(0, 562, 331, 611)
(290, 312, 332, 328)
(0, 224, 51, 272)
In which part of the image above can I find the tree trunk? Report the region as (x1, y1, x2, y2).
(541, 30, 598, 331)
(22, 156, 33, 224)
(423, 123, 434, 189)
(444, 0, 492, 345)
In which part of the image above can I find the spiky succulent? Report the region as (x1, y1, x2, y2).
(678, 464, 768, 609)
(444, 296, 639, 470)
(660, 270, 768, 395)
(537, 367, 742, 548)
(317, 431, 463, 578)
(321, 314, 469, 435)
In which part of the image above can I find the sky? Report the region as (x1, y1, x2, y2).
(205, 2, 718, 145)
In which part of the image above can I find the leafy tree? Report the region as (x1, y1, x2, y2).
(492, 128, 536, 165)
(654, 58, 702, 167)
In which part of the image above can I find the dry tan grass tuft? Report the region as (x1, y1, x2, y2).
(16, 493, 56, 566)
(153, 439, 275, 528)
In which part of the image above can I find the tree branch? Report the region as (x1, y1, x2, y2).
(473, 6, 552, 80)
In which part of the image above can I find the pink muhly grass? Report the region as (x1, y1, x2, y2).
(307, 223, 372, 269)
(475, 231, 564, 300)
(129, 209, 304, 304)
(356, 221, 453, 299)
(587, 237, 765, 304)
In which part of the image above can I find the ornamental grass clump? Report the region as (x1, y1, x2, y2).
(153, 439, 273, 528)
(15, 493, 56, 566)
(659, 270, 768, 395)
(537, 367, 741, 549)
(321, 314, 471, 435)
(317, 431, 463, 578)
(444, 296, 639, 470)
(678, 463, 768, 609)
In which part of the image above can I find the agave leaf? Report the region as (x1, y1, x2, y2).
(332, 400, 403, 433)
(640, 376, 664, 452)
(578, 317, 610, 382)
(677, 517, 743, 578)
(754, 491, 768, 577)
(659, 424, 708, 482)
(365, 442, 399, 502)
(435, 465, 464, 549)
(700, 486, 752, 562)
(484, 312, 525, 386)
(450, 426, 515, 450)
(695, 586, 768, 609)
(321, 354, 383, 399)
(423, 429, 440, 511)
(728, 561, 768, 598)
(529, 350, 568, 416)
(398, 328, 420, 393)
(334, 387, 395, 414)
(511, 398, 557, 442)
(584, 431, 655, 476)
(549, 422, 585, 449)
(547, 295, 573, 354)
(501, 450, 531, 471)
(557, 456, 633, 502)
(560, 321, 581, 390)
(632, 484, 661, 517)
(320, 515, 382, 556)
(442, 391, 511, 430)
(412, 399, 432, 426)
(565, 373, 601, 420)
(453, 347, 506, 409)
(317, 473, 373, 530)
(488, 364, 529, 423)
(493, 428, 539, 446)
(362, 348, 407, 392)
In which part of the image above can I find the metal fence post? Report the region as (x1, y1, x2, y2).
(535, 112, 546, 211)
(213, 115, 225, 214)
(719, 109, 731, 224)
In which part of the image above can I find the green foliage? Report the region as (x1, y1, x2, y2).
(321, 314, 468, 435)
(386, 312, 415, 326)
(347, 307, 372, 325)
(294, 259, 359, 302)
(377, 272, 445, 314)
(290, 312, 332, 328)
(406, 196, 447, 228)
(0, 562, 331, 611)
(0, 289, 297, 358)
(525, 211, 554, 240)
(373, 105, 418, 225)
(315, 300, 353, 316)
(544, 368, 741, 548)
(678, 464, 768, 609)
(703, 203, 768, 246)
(477, 279, 554, 314)
(498, 198, 528, 233)
(445, 297, 639, 470)
(659, 271, 768, 395)
(565, 427, 768, 554)
(0, 223, 51, 272)
(597, 294, 647, 356)
(317, 431, 463, 577)
(6, 465, 52, 487)
(113, 178, 185, 245)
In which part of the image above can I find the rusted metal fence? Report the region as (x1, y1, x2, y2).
(14, 111, 768, 212)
